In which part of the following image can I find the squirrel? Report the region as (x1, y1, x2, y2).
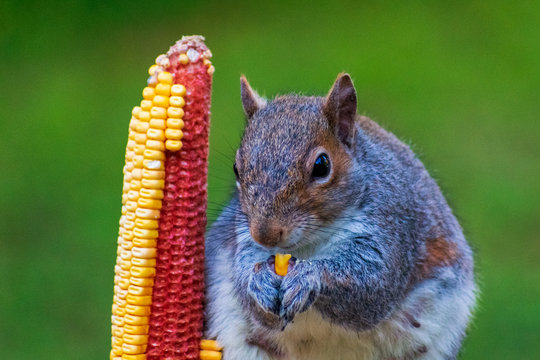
(204, 73, 476, 360)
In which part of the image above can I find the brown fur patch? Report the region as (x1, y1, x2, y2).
(416, 237, 459, 280)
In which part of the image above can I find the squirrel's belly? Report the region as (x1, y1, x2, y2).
(275, 310, 377, 360)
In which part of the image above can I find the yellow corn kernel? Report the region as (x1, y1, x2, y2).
(200, 350, 223, 360)
(135, 208, 160, 219)
(131, 257, 156, 268)
(127, 295, 153, 306)
(141, 179, 165, 190)
(122, 343, 146, 355)
(148, 64, 158, 76)
(275, 253, 292, 276)
(124, 324, 149, 335)
(134, 133, 147, 144)
(147, 129, 166, 142)
(135, 121, 149, 133)
(132, 106, 142, 118)
(124, 334, 149, 346)
(165, 128, 183, 140)
(132, 247, 157, 259)
(133, 228, 159, 239)
(128, 285, 153, 296)
(139, 188, 164, 199)
(132, 238, 158, 248)
(134, 218, 159, 229)
(125, 304, 151, 316)
(178, 54, 189, 64)
(122, 354, 146, 360)
(169, 96, 185, 107)
(208, 65, 215, 75)
(167, 107, 184, 119)
(149, 118, 166, 130)
(129, 277, 154, 287)
(171, 84, 186, 96)
(140, 100, 152, 111)
(150, 106, 167, 119)
(145, 140, 165, 151)
(138, 111, 151, 122)
(165, 140, 182, 151)
(130, 266, 156, 278)
(143, 149, 165, 161)
(167, 118, 185, 129)
(157, 71, 173, 84)
(142, 87, 155, 100)
(152, 95, 169, 107)
(200, 340, 223, 351)
(155, 83, 171, 96)
(124, 314, 150, 326)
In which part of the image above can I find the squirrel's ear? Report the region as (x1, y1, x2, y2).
(240, 75, 267, 119)
(323, 73, 357, 148)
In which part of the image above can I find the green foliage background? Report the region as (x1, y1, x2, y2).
(1, 1, 538, 358)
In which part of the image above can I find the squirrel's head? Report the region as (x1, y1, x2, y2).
(235, 73, 359, 250)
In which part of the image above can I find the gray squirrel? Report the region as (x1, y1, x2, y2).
(204, 74, 476, 359)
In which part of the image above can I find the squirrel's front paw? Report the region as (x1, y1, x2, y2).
(247, 258, 283, 327)
(279, 260, 322, 324)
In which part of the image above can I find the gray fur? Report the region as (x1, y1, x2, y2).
(204, 75, 476, 359)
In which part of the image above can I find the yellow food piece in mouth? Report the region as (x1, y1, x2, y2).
(275, 253, 292, 276)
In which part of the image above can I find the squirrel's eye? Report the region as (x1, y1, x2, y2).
(312, 153, 331, 179)
(233, 162, 239, 178)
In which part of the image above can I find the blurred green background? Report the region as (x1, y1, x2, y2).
(1, 0, 539, 358)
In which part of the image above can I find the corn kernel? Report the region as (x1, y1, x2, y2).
(171, 84, 186, 96)
(113, 336, 123, 347)
(124, 334, 148, 346)
(142, 169, 165, 179)
(200, 350, 223, 360)
(207, 65, 215, 75)
(132, 238, 158, 248)
(157, 71, 173, 84)
(134, 218, 159, 229)
(148, 64, 158, 76)
(155, 83, 171, 96)
(140, 100, 152, 111)
(135, 208, 160, 219)
(143, 159, 164, 170)
(132, 247, 157, 259)
(200, 340, 223, 351)
(111, 315, 125, 326)
(133, 227, 159, 239)
(165, 128, 183, 140)
(127, 295, 153, 306)
(134, 145, 145, 155)
(145, 140, 165, 151)
(130, 266, 156, 278)
(153, 95, 169, 107)
(167, 118, 185, 129)
(124, 324, 149, 335)
(124, 314, 150, 326)
(275, 253, 292, 276)
(134, 133, 147, 144)
(129, 277, 154, 287)
(139, 188, 164, 199)
(166, 140, 182, 151)
(126, 304, 151, 316)
(143, 149, 165, 161)
(131, 257, 156, 267)
(122, 343, 146, 355)
(149, 118, 166, 130)
(150, 106, 167, 119)
(147, 129, 165, 141)
(137, 198, 162, 210)
(111, 346, 123, 356)
(128, 285, 153, 296)
(169, 96, 185, 107)
(135, 121, 149, 133)
(132, 106, 142, 118)
(178, 54, 189, 64)
(138, 111, 151, 122)
(142, 87, 155, 100)
(122, 354, 146, 360)
(132, 168, 142, 180)
(167, 107, 184, 119)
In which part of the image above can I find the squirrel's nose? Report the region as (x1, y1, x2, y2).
(249, 219, 288, 248)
